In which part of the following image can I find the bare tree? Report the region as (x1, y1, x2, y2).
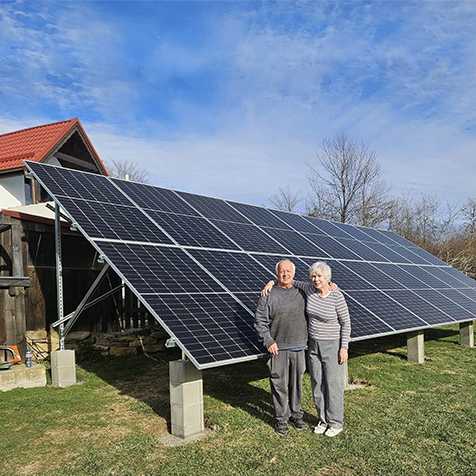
(462, 198, 476, 238)
(270, 186, 303, 213)
(388, 191, 441, 246)
(307, 132, 391, 227)
(106, 159, 149, 183)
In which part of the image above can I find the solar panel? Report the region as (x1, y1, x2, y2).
(269, 209, 327, 233)
(57, 197, 174, 244)
(227, 201, 293, 230)
(210, 220, 289, 254)
(112, 179, 199, 216)
(25, 161, 476, 369)
(145, 210, 240, 250)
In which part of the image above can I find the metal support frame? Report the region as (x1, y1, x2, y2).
(55, 204, 65, 350)
(52, 264, 123, 335)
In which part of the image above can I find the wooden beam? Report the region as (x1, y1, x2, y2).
(0, 277, 30, 288)
(53, 152, 97, 172)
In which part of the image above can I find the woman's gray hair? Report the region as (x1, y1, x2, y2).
(309, 261, 332, 281)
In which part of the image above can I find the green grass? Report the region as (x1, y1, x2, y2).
(1, 325, 475, 476)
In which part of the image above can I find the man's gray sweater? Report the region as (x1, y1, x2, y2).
(254, 286, 308, 351)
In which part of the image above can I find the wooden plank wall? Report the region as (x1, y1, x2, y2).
(0, 216, 147, 344)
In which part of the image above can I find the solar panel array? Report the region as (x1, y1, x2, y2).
(26, 162, 476, 369)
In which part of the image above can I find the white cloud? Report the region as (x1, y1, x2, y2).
(2, 1, 476, 211)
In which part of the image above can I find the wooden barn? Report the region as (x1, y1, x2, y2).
(0, 118, 131, 357)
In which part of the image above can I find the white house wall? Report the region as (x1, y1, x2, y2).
(0, 175, 25, 209)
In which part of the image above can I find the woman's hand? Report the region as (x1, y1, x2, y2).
(338, 348, 348, 365)
(261, 281, 275, 297)
(329, 282, 339, 291)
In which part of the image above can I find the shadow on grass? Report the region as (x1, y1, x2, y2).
(349, 326, 460, 360)
(76, 346, 319, 430)
(75, 325, 461, 431)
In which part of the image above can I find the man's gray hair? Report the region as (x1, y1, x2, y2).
(275, 259, 296, 275)
(309, 261, 332, 280)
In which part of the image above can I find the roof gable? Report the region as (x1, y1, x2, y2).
(0, 118, 107, 175)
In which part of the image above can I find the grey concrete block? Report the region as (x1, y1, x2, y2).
(170, 380, 203, 406)
(169, 360, 201, 384)
(407, 330, 425, 364)
(51, 350, 76, 367)
(460, 321, 474, 347)
(51, 350, 76, 387)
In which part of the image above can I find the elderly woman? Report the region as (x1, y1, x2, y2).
(262, 261, 351, 437)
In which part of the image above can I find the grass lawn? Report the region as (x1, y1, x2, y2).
(1, 324, 475, 476)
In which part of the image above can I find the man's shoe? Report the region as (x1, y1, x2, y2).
(289, 417, 307, 430)
(324, 427, 343, 437)
(275, 422, 289, 436)
(313, 422, 327, 434)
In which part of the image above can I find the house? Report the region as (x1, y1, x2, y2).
(0, 118, 122, 356)
(0, 117, 107, 208)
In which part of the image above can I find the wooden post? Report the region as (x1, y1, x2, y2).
(8, 222, 27, 356)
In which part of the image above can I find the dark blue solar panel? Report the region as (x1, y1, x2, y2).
(301, 234, 359, 260)
(298, 258, 376, 291)
(344, 293, 394, 338)
(144, 293, 262, 367)
(176, 191, 250, 223)
(210, 221, 289, 254)
(188, 249, 274, 293)
(26, 161, 128, 204)
(422, 267, 470, 289)
(146, 210, 239, 250)
(263, 229, 327, 257)
(355, 227, 399, 245)
(386, 245, 430, 265)
(339, 239, 390, 262)
(407, 247, 446, 266)
(227, 201, 292, 230)
(112, 179, 199, 216)
(25, 160, 476, 368)
(343, 261, 404, 290)
(361, 242, 411, 263)
(385, 290, 455, 325)
(458, 288, 476, 303)
(58, 197, 174, 244)
(333, 223, 379, 243)
(346, 290, 427, 330)
(303, 217, 354, 239)
(439, 267, 476, 289)
(269, 209, 327, 233)
(440, 289, 476, 315)
(98, 242, 222, 294)
(371, 263, 430, 289)
(404, 266, 448, 288)
(418, 289, 475, 322)
(232, 292, 261, 312)
(378, 230, 417, 247)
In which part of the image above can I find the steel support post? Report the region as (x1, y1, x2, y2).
(55, 203, 65, 351)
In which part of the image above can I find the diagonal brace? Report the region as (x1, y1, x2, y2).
(52, 263, 111, 334)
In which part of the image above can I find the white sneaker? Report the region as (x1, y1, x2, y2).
(313, 422, 327, 434)
(324, 427, 343, 437)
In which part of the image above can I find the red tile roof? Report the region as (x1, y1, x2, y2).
(0, 118, 107, 174)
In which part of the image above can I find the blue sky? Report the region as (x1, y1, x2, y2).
(1, 0, 475, 211)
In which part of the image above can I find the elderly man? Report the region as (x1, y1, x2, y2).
(254, 259, 308, 435)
